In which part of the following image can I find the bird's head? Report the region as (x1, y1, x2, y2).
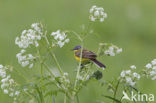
(72, 45, 82, 51)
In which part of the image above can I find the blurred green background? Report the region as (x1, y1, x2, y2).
(0, 0, 156, 103)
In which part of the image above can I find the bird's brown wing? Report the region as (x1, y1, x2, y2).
(75, 49, 97, 59)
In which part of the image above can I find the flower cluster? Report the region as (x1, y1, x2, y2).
(15, 23, 43, 48)
(55, 72, 70, 91)
(16, 49, 35, 68)
(144, 59, 156, 80)
(97, 43, 123, 57)
(104, 46, 122, 56)
(89, 5, 107, 22)
(120, 65, 140, 86)
(0, 65, 20, 99)
(98, 43, 122, 56)
(51, 30, 70, 48)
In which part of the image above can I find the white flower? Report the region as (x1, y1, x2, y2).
(151, 59, 156, 65)
(116, 48, 123, 54)
(120, 71, 125, 77)
(150, 71, 156, 76)
(104, 44, 122, 56)
(125, 70, 131, 75)
(9, 79, 14, 84)
(145, 63, 152, 69)
(29, 63, 34, 68)
(4, 89, 8, 94)
(0, 65, 21, 98)
(9, 93, 14, 97)
(126, 77, 132, 83)
(64, 72, 68, 76)
(0, 69, 6, 78)
(130, 81, 136, 86)
(50, 30, 70, 48)
(130, 65, 136, 69)
(15, 23, 43, 48)
(100, 18, 104, 22)
(152, 66, 156, 70)
(151, 76, 156, 80)
(0, 65, 3, 68)
(120, 67, 140, 86)
(89, 5, 107, 22)
(90, 16, 96, 21)
(16, 49, 34, 68)
(15, 91, 20, 96)
(57, 41, 64, 48)
(77, 75, 83, 80)
(133, 72, 140, 80)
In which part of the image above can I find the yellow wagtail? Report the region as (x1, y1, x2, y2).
(72, 45, 106, 69)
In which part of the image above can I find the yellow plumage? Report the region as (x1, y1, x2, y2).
(74, 50, 90, 63)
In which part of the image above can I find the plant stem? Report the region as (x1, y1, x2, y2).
(43, 63, 55, 78)
(40, 63, 44, 90)
(76, 95, 80, 103)
(113, 80, 120, 103)
(53, 96, 55, 103)
(49, 51, 64, 76)
(73, 42, 83, 98)
(64, 93, 67, 103)
(43, 33, 64, 76)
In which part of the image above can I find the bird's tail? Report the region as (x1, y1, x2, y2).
(91, 59, 106, 69)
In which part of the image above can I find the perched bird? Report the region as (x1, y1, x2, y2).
(72, 45, 106, 69)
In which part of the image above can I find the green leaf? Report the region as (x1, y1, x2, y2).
(102, 95, 122, 103)
(45, 90, 58, 97)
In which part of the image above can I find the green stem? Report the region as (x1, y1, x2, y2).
(40, 63, 44, 90)
(113, 80, 120, 103)
(76, 95, 80, 103)
(73, 42, 83, 96)
(53, 96, 55, 103)
(64, 93, 67, 103)
(43, 63, 55, 78)
(49, 51, 64, 76)
(43, 33, 64, 76)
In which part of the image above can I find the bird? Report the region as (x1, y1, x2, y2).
(72, 45, 106, 69)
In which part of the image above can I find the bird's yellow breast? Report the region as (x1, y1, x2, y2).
(74, 55, 90, 63)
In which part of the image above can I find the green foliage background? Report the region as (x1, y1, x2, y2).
(0, 0, 156, 102)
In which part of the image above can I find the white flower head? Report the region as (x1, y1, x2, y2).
(4, 89, 8, 94)
(0, 65, 3, 69)
(151, 59, 156, 65)
(145, 63, 152, 69)
(15, 23, 43, 48)
(89, 5, 107, 22)
(116, 48, 123, 54)
(152, 66, 156, 70)
(133, 72, 140, 80)
(126, 77, 132, 83)
(130, 65, 136, 69)
(125, 70, 131, 75)
(16, 49, 34, 68)
(104, 44, 122, 56)
(64, 72, 68, 76)
(51, 30, 70, 48)
(130, 81, 136, 86)
(15, 91, 20, 96)
(120, 71, 125, 77)
(152, 76, 156, 80)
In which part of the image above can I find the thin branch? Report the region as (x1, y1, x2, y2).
(73, 42, 83, 95)
(49, 51, 64, 76)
